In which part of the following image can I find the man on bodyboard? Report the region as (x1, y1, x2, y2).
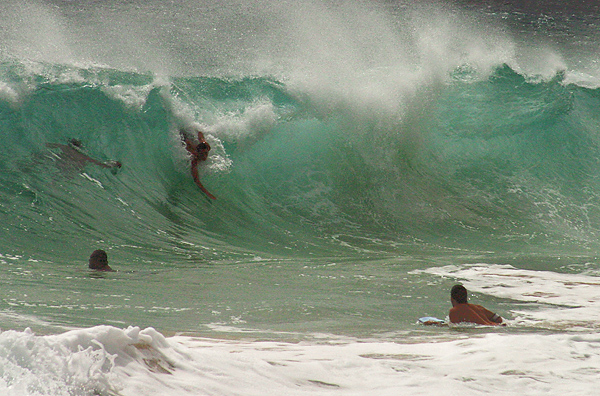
(449, 284, 504, 326)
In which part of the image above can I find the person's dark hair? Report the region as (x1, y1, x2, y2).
(89, 249, 108, 270)
(197, 142, 209, 152)
(451, 284, 468, 304)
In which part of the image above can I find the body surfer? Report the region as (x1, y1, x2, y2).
(449, 284, 504, 326)
(179, 128, 216, 200)
(46, 139, 121, 173)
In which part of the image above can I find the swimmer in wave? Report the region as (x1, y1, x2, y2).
(179, 128, 216, 200)
(88, 249, 113, 271)
(46, 139, 121, 173)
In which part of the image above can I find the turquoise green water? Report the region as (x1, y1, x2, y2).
(2, 65, 599, 338)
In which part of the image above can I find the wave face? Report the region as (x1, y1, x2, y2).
(3, 60, 600, 263)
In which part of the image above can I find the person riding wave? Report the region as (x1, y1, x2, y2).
(179, 128, 216, 200)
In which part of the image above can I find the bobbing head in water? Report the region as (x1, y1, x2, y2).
(89, 249, 113, 271)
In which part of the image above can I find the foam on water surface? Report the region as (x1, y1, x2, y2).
(2, 325, 600, 396)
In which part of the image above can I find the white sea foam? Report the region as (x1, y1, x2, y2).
(101, 84, 154, 110)
(0, 82, 23, 107)
(1, 325, 599, 396)
(211, 101, 279, 146)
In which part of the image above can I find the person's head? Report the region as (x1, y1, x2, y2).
(89, 249, 112, 271)
(195, 131, 210, 161)
(451, 284, 468, 305)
